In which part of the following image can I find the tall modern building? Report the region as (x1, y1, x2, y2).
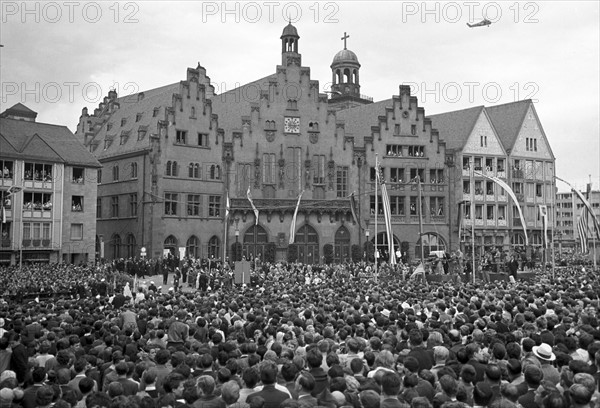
(556, 189, 600, 256)
(76, 24, 554, 264)
(0, 103, 101, 265)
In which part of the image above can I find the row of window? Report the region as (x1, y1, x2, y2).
(175, 130, 209, 147)
(166, 161, 221, 180)
(386, 144, 424, 157)
(164, 194, 221, 217)
(463, 157, 506, 172)
(1, 161, 88, 185)
(370, 167, 444, 184)
(370, 195, 446, 216)
(99, 163, 138, 183)
(463, 205, 508, 220)
(97, 194, 138, 219)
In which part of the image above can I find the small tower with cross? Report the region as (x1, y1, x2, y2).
(329, 32, 372, 110)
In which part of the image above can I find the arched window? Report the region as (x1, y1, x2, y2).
(164, 235, 178, 256)
(343, 68, 351, 83)
(336, 69, 342, 84)
(353, 69, 358, 84)
(194, 163, 200, 178)
(210, 165, 221, 180)
(188, 163, 194, 178)
(111, 233, 121, 259)
(415, 233, 446, 259)
(186, 235, 200, 258)
(294, 224, 319, 264)
(511, 233, 526, 246)
(334, 225, 351, 263)
(126, 233, 136, 258)
(172, 161, 178, 177)
(130, 162, 138, 179)
(208, 236, 221, 259)
(166, 161, 172, 176)
(243, 225, 269, 261)
(113, 165, 119, 181)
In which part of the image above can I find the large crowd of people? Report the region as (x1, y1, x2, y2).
(0, 254, 599, 408)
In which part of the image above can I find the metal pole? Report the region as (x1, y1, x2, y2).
(417, 175, 425, 268)
(471, 159, 476, 284)
(551, 181, 556, 280)
(374, 154, 379, 283)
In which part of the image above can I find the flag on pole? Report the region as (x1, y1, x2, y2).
(225, 191, 231, 220)
(376, 166, 397, 265)
(246, 187, 259, 225)
(578, 207, 589, 254)
(476, 172, 529, 245)
(571, 188, 600, 241)
(349, 192, 360, 227)
(289, 190, 304, 244)
(539, 204, 548, 248)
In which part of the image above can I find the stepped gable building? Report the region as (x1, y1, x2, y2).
(430, 100, 556, 261)
(78, 23, 552, 264)
(1, 103, 101, 265)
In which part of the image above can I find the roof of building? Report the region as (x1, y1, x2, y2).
(281, 22, 299, 38)
(211, 74, 276, 132)
(485, 99, 531, 151)
(0, 102, 37, 118)
(427, 106, 485, 150)
(335, 98, 393, 141)
(332, 48, 359, 65)
(90, 82, 180, 159)
(0, 112, 101, 167)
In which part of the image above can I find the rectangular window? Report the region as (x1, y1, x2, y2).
(131, 162, 138, 179)
(72, 167, 84, 183)
(480, 135, 487, 147)
(136, 113, 142, 122)
(24, 162, 52, 181)
(313, 155, 325, 184)
(197, 133, 209, 147)
(187, 194, 201, 216)
(111, 196, 119, 218)
(153, 108, 159, 117)
(113, 165, 119, 181)
(42, 223, 50, 240)
(430, 197, 445, 216)
(486, 205, 495, 220)
(208, 195, 221, 217)
(286, 147, 302, 191)
(33, 223, 41, 239)
(70, 223, 83, 240)
(463, 180, 470, 194)
(336, 166, 348, 198)
(390, 167, 405, 183)
(0, 160, 14, 179)
(386, 144, 403, 156)
(165, 193, 178, 215)
(390, 196, 405, 215)
(176, 130, 187, 144)
(97, 169, 102, 184)
(71, 196, 83, 212)
(370, 195, 383, 215)
(129, 193, 138, 217)
(409, 196, 418, 215)
(96, 198, 102, 218)
(536, 183, 543, 198)
(23, 223, 31, 240)
(411, 124, 417, 135)
(394, 124, 400, 135)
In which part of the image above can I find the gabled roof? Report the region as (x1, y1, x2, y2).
(485, 99, 531, 151)
(427, 106, 484, 150)
(89, 82, 179, 159)
(335, 98, 394, 140)
(0, 117, 101, 167)
(5, 102, 36, 114)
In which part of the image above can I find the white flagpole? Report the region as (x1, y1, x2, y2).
(551, 184, 556, 280)
(374, 154, 379, 283)
(471, 159, 476, 284)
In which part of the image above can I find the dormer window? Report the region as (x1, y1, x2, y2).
(121, 118, 127, 127)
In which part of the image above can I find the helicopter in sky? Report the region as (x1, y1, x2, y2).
(467, 19, 492, 28)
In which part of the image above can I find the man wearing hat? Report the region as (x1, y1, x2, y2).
(532, 343, 559, 386)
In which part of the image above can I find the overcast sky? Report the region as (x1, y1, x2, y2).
(1, 1, 598, 192)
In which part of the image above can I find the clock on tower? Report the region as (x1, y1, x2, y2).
(284, 117, 300, 133)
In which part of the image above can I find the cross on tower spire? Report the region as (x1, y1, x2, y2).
(341, 32, 349, 49)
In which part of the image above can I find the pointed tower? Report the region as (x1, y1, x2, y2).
(328, 32, 372, 111)
(281, 22, 301, 66)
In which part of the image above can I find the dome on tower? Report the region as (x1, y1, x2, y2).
(332, 48, 359, 65)
(281, 22, 299, 38)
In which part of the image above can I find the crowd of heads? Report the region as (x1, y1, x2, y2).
(0, 260, 599, 408)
